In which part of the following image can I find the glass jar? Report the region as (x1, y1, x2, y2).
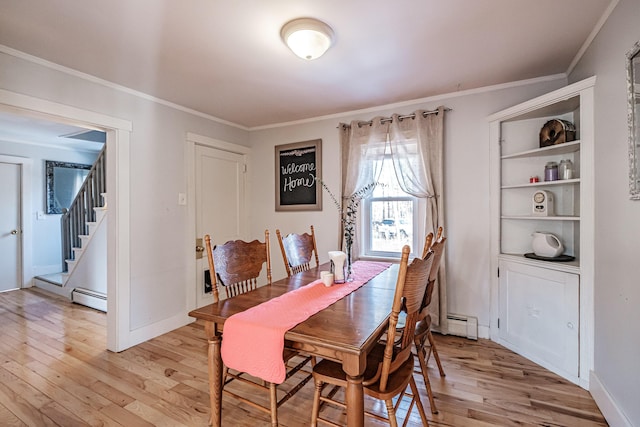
(559, 159, 574, 180)
(544, 161, 558, 181)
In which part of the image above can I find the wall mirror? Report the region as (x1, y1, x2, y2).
(627, 41, 640, 200)
(46, 160, 91, 214)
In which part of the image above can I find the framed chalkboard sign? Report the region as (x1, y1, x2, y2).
(275, 139, 322, 211)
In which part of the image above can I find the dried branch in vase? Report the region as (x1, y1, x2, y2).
(316, 178, 381, 249)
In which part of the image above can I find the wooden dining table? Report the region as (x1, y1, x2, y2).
(188, 261, 399, 427)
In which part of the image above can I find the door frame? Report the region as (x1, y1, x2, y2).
(185, 132, 251, 311)
(0, 155, 32, 289)
(0, 89, 132, 352)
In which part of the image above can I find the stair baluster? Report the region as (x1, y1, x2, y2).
(61, 146, 106, 272)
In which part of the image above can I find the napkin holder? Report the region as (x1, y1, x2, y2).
(328, 251, 347, 284)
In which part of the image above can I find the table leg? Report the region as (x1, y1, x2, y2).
(345, 374, 364, 427)
(205, 322, 222, 427)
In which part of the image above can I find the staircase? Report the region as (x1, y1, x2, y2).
(34, 146, 107, 312)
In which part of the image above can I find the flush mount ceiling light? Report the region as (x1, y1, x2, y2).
(281, 18, 334, 60)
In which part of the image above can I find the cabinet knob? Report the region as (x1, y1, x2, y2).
(10, 229, 18, 235)
(567, 322, 574, 329)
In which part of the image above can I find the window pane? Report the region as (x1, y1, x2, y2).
(373, 159, 405, 196)
(370, 200, 413, 253)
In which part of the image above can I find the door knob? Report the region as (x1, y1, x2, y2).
(195, 237, 204, 259)
(10, 229, 18, 235)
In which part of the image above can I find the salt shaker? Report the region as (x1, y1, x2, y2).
(544, 162, 558, 181)
(559, 159, 574, 180)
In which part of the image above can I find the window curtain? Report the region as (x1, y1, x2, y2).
(388, 106, 447, 331)
(339, 117, 388, 257)
(339, 107, 448, 331)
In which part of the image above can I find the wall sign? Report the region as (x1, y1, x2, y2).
(275, 139, 322, 211)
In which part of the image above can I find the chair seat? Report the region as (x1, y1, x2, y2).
(312, 343, 385, 387)
(312, 344, 415, 400)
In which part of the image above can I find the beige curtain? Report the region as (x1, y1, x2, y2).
(339, 107, 448, 331)
(339, 118, 388, 256)
(389, 106, 447, 331)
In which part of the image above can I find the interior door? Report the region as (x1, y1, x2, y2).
(195, 144, 246, 308)
(0, 162, 22, 292)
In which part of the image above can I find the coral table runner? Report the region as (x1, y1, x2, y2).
(220, 261, 392, 384)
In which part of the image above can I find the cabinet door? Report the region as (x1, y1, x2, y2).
(498, 259, 579, 378)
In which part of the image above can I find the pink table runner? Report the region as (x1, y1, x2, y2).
(220, 261, 392, 384)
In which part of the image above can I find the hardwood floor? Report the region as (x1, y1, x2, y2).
(0, 288, 607, 426)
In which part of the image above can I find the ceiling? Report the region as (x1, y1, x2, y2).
(0, 0, 614, 130)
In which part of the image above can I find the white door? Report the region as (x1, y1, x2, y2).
(0, 162, 22, 292)
(195, 144, 247, 308)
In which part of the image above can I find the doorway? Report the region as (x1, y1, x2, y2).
(0, 161, 22, 292)
(0, 90, 132, 352)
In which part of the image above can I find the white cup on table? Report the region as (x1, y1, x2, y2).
(321, 272, 334, 287)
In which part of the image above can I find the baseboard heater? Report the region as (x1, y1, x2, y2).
(446, 313, 478, 340)
(71, 288, 107, 313)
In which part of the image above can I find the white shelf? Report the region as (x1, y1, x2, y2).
(498, 253, 580, 273)
(501, 140, 581, 159)
(501, 215, 580, 221)
(501, 178, 580, 189)
(489, 77, 595, 388)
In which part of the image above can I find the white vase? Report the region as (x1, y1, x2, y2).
(531, 232, 564, 257)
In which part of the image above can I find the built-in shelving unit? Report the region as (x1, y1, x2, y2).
(488, 77, 595, 389)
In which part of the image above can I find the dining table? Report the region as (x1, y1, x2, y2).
(188, 261, 399, 427)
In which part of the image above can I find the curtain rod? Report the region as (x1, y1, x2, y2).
(338, 107, 451, 129)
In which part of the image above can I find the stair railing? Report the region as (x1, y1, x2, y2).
(61, 145, 106, 272)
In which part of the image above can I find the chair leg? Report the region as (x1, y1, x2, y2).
(428, 331, 446, 377)
(268, 382, 278, 427)
(415, 340, 438, 414)
(310, 380, 323, 427)
(409, 376, 430, 427)
(385, 399, 399, 427)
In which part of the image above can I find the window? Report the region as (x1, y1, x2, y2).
(362, 157, 423, 258)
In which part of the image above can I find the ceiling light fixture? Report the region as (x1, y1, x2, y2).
(281, 18, 334, 60)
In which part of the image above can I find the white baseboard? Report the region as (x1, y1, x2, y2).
(446, 313, 478, 340)
(72, 288, 107, 312)
(33, 278, 73, 299)
(126, 312, 194, 350)
(589, 370, 633, 427)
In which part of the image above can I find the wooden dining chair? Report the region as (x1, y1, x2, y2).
(204, 231, 312, 426)
(310, 246, 433, 427)
(276, 225, 319, 277)
(205, 231, 272, 302)
(414, 228, 447, 414)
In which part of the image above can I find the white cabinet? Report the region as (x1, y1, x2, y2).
(498, 259, 579, 379)
(488, 77, 595, 388)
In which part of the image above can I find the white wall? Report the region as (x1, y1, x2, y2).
(0, 51, 250, 335)
(0, 140, 98, 276)
(248, 78, 566, 330)
(569, 0, 640, 424)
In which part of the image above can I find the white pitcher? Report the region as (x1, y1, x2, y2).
(531, 232, 564, 258)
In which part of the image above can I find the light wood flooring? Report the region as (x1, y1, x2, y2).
(0, 288, 607, 426)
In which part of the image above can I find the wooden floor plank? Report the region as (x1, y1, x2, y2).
(0, 289, 608, 426)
